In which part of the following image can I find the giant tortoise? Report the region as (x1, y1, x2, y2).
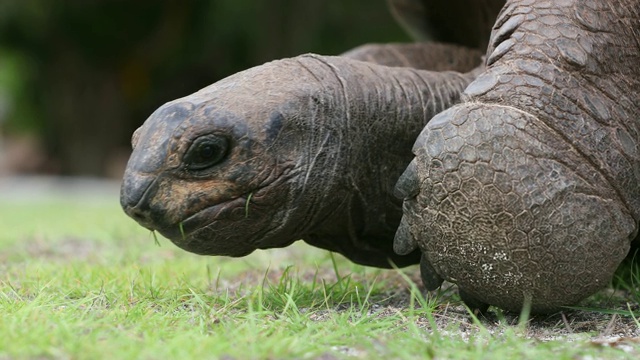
(120, 0, 640, 313)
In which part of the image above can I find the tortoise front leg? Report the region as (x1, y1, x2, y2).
(396, 0, 640, 313)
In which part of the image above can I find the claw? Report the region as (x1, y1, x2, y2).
(459, 288, 489, 315)
(419, 253, 444, 291)
(394, 159, 419, 200)
(393, 215, 418, 255)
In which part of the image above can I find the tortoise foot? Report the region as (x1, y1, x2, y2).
(419, 253, 444, 291)
(459, 288, 489, 315)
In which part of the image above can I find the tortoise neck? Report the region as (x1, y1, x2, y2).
(292, 55, 475, 266)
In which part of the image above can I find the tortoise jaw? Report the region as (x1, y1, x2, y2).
(156, 186, 272, 257)
(158, 195, 247, 244)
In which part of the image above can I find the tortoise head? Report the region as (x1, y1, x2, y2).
(120, 58, 336, 257)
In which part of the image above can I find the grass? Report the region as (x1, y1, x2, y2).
(0, 192, 639, 359)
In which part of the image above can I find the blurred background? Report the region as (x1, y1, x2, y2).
(0, 0, 408, 179)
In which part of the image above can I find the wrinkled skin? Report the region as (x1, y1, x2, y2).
(396, 0, 640, 313)
(120, 47, 482, 268)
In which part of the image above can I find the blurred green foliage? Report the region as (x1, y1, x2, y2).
(0, 48, 36, 131)
(0, 0, 408, 176)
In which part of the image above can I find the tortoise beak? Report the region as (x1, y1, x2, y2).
(120, 172, 160, 230)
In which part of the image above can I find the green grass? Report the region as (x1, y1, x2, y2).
(0, 195, 639, 359)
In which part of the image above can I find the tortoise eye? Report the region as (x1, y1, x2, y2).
(184, 135, 229, 170)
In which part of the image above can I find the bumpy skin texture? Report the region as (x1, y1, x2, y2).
(120, 49, 480, 268)
(396, 0, 640, 312)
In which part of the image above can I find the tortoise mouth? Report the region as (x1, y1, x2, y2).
(153, 164, 297, 256)
(157, 186, 268, 255)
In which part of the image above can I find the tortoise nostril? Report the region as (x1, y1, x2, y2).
(120, 178, 156, 228)
(129, 207, 147, 222)
(123, 205, 158, 230)
(120, 174, 155, 207)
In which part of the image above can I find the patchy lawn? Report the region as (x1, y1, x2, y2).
(0, 178, 639, 359)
